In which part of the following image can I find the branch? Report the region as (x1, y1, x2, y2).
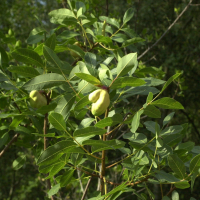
(138, 0, 193, 60)
(0, 133, 19, 159)
(166, 186, 176, 196)
(43, 91, 55, 200)
(81, 177, 92, 200)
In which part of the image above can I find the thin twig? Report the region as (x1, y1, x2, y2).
(100, 108, 109, 195)
(81, 177, 92, 200)
(138, 0, 193, 60)
(43, 92, 55, 200)
(166, 186, 176, 196)
(0, 133, 19, 159)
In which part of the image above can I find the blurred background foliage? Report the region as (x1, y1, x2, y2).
(0, 0, 200, 199)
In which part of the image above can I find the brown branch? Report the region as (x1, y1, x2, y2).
(76, 166, 149, 187)
(138, 0, 193, 60)
(0, 133, 19, 159)
(166, 186, 176, 196)
(81, 177, 92, 200)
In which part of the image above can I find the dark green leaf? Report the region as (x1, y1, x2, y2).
(12, 48, 44, 68)
(190, 154, 200, 174)
(60, 169, 75, 187)
(168, 154, 186, 179)
(54, 95, 76, 120)
(37, 141, 78, 165)
(7, 65, 40, 78)
(161, 73, 182, 93)
(45, 34, 56, 50)
(144, 105, 161, 118)
(48, 112, 66, 131)
(163, 112, 175, 126)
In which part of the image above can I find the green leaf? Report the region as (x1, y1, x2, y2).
(7, 65, 40, 78)
(95, 35, 113, 45)
(0, 46, 9, 65)
(37, 141, 78, 165)
(85, 52, 97, 76)
(27, 33, 44, 44)
(36, 102, 57, 114)
(123, 132, 147, 144)
(172, 190, 179, 200)
(22, 73, 65, 90)
(60, 169, 75, 187)
(57, 30, 79, 40)
(34, 43, 44, 56)
(162, 196, 171, 200)
(48, 183, 60, 197)
(146, 92, 153, 103)
(190, 154, 200, 174)
(74, 95, 90, 110)
(155, 171, 180, 183)
(83, 139, 125, 153)
(99, 16, 120, 29)
(152, 97, 184, 109)
(0, 71, 8, 81)
(142, 77, 166, 86)
(112, 33, 128, 43)
(161, 125, 183, 136)
(131, 110, 144, 133)
(161, 73, 182, 93)
(116, 53, 137, 77)
(123, 8, 134, 24)
(43, 45, 62, 69)
(12, 154, 26, 170)
(73, 127, 106, 137)
(46, 162, 65, 178)
(163, 112, 175, 126)
(48, 112, 66, 131)
(69, 44, 85, 58)
(54, 95, 76, 120)
(176, 141, 194, 152)
(174, 181, 190, 189)
(45, 33, 56, 50)
(48, 9, 77, 25)
(75, 73, 101, 85)
(12, 48, 44, 68)
(95, 114, 123, 128)
(163, 134, 182, 147)
(168, 154, 186, 179)
(122, 37, 145, 47)
(144, 105, 161, 118)
(111, 77, 145, 89)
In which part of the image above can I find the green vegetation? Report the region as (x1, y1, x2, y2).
(0, 0, 200, 199)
